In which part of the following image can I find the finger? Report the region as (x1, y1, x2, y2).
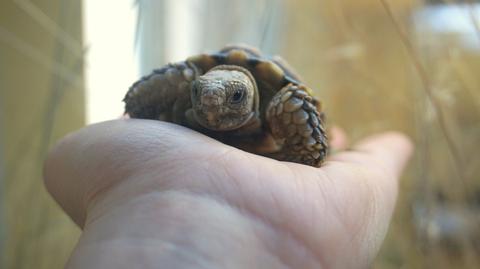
(328, 131, 413, 179)
(320, 132, 413, 263)
(326, 131, 413, 214)
(354, 131, 414, 178)
(328, 126, 348, 152)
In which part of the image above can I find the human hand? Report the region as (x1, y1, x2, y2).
(44, 120, 413, 269)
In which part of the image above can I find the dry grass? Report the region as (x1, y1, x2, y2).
(282, 0, 480, 268)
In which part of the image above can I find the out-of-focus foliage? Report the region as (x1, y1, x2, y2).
(0, 0, 83, 268)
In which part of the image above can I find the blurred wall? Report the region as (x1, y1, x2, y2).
(136, 0, 285, 75)
(0, 0, 84, 268)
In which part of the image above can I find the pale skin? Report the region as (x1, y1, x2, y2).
(44, 119, 413, 269)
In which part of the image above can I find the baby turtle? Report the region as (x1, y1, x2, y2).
(124, 45, 328, 166)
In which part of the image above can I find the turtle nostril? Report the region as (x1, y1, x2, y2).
(201, 94, 223, 106)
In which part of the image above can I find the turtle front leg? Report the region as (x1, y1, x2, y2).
(124, 62, 199, 126)
(266, 84, 328, 167)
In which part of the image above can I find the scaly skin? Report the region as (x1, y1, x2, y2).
(124, 62, 199, 124)
(267, 84, 327, 166)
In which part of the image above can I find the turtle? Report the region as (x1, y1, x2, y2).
(123, 44, 328, 166)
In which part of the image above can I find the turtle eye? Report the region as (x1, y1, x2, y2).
(230, 89, 244, 104)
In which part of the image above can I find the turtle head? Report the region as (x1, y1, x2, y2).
(191, 65, 258, 131)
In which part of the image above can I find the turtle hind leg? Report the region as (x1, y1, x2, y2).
(123, 61, 199, 125)
(266, 84, 328, 167)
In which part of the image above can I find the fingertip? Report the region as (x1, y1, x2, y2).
(329, 126, 349, 152)
(327, 131, 414, 180)
(355, 131, 414, 158)
(353, 131, 414, 178)
(360, 130, 412, 149)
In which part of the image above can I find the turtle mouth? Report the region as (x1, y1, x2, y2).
(193, 110, 255, 131)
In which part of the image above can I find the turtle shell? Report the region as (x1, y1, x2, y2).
(186, 45, 318, 118)
(123, 45, 328, 166)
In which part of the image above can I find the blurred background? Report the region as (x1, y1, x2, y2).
(1, 0, 479, 268)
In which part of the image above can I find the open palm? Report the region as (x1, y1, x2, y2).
(44, 119, 412, 269)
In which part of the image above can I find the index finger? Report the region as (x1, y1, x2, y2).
(328, 131, 414, 179)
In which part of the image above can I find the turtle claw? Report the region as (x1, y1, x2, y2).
(124, 62, 199, 124)
(266, 84, 328, 167)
